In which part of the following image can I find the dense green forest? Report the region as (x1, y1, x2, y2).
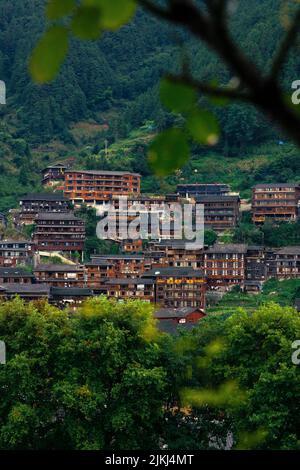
(0, 0, 299, 212)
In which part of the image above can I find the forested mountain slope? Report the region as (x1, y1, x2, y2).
(0, 0, 299, 211)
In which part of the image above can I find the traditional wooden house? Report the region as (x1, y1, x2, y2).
(64, 170, 141, 205)
(34, 264, 87, 288)
(42, 163, 67, 189)
(103, 278, 155, 302)
(33, 212, 85, 254)
(19, 193, 71, 225)
(196, 195, 240, 232)
(252, 183, 300, 224)
(0, 284, 50, 301)
(154, 307, 206, 324)
(143, 267, 206, 309)
(0, 240, 34, 267)
(49, 287, 93, 310)
(177, 183, 230, 198)
(272, 246, 300, 279)
(148, 239, 204, 269)
(0, 267, 35, 285)
(204, 244, 247, 289)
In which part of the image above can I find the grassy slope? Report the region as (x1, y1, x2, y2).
(207, 279, 300, 315)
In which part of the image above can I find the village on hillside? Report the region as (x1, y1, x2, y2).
(0, 162, 299, 334)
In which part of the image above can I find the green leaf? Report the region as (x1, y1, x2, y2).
(84, 0, 137, 30)
(148, 128, 190, 176)
(71, 6, 102, 40)
(46, 0, 76, 20)
(30, 26, 69, 83)
(160, 78, 197, 113)
(186, 109, 220, 146)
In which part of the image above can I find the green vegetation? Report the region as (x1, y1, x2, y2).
(0, 297, 299, 449)
(180, 303, 300, 450)
(75, 205, 120, 260)
(233, 213, 300, 246)
(207, 279, 300, 315)
(0, 1, 299, 210)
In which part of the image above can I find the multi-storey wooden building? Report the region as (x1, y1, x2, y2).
(85, 254, 146, 291)
(42, 164, 67, 189)
(104, 278, 155, 302)
(49, 287, 94, 310)
(85, 258, 113, 292)
(34, 264, 87, 288)
(64, 170, 141, 205)
(19, 193, 71, 225)
(0, 284, 50, 302)
(204, 244, 247, 289)
(148, 239, 203, 269)
(143, 267, 206, 309)
(244, 245, 267, 292)
(252, 183, 300, 224)
(121, 239, 143, 253)
(33, 212, 85, 253)
(272, 246, 300, 279)
(177, 183, 230, 198)
(0, 240, 34, 267)
(196, 195, 240, 232)
(0, 267, 35, 285)
(98, 194, 187, 241)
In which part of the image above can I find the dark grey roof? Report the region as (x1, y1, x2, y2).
(295, 299, 300, 311)
(105, 278, 154, 286)
(143, 267, 205, 278)
(50, 287, 93, 297)
(0, 268, 34, 278)
(34, 264, 84, 272)
(275, 246, 300, 255)
(66, 170, 141, 177)
(91, 254, 144, 260)
(36, 212, 82, 221)
(150, 239, 200, 249)
(253, 183, 300, 189)
(155, 307, 204, 319)
(177, 183, 229, 188)
(196, 195, 240, 202)
(247, 245, 265, 251)
(205, 244, 248, 254)
(0, 239, 33, 246)
(20, 193, 67, 202)
(0, 284, 50, 295)
(85, 259, 113, 267)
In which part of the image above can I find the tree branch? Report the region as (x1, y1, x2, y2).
(137, 0, 300, 147)
(166, 73, 253, 102)
(137, 0, 171, 20)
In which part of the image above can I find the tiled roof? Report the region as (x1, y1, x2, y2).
(20, 193, 67, 201)
(34, 264, 84, 272)
(275, 246, 300, 255)
(0, 268, 34, 277)
(205, 244, 248, 254)
(143, 267, 205, 278)
(50, 287, 93, 296)
(0, 284, 50, 295)
(36, 212, 82, 221)
(66, 170, 141, 177)
(154, 307, 204, 319)
(105, 278, 154, 285)
(253, 183, 299, 189)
